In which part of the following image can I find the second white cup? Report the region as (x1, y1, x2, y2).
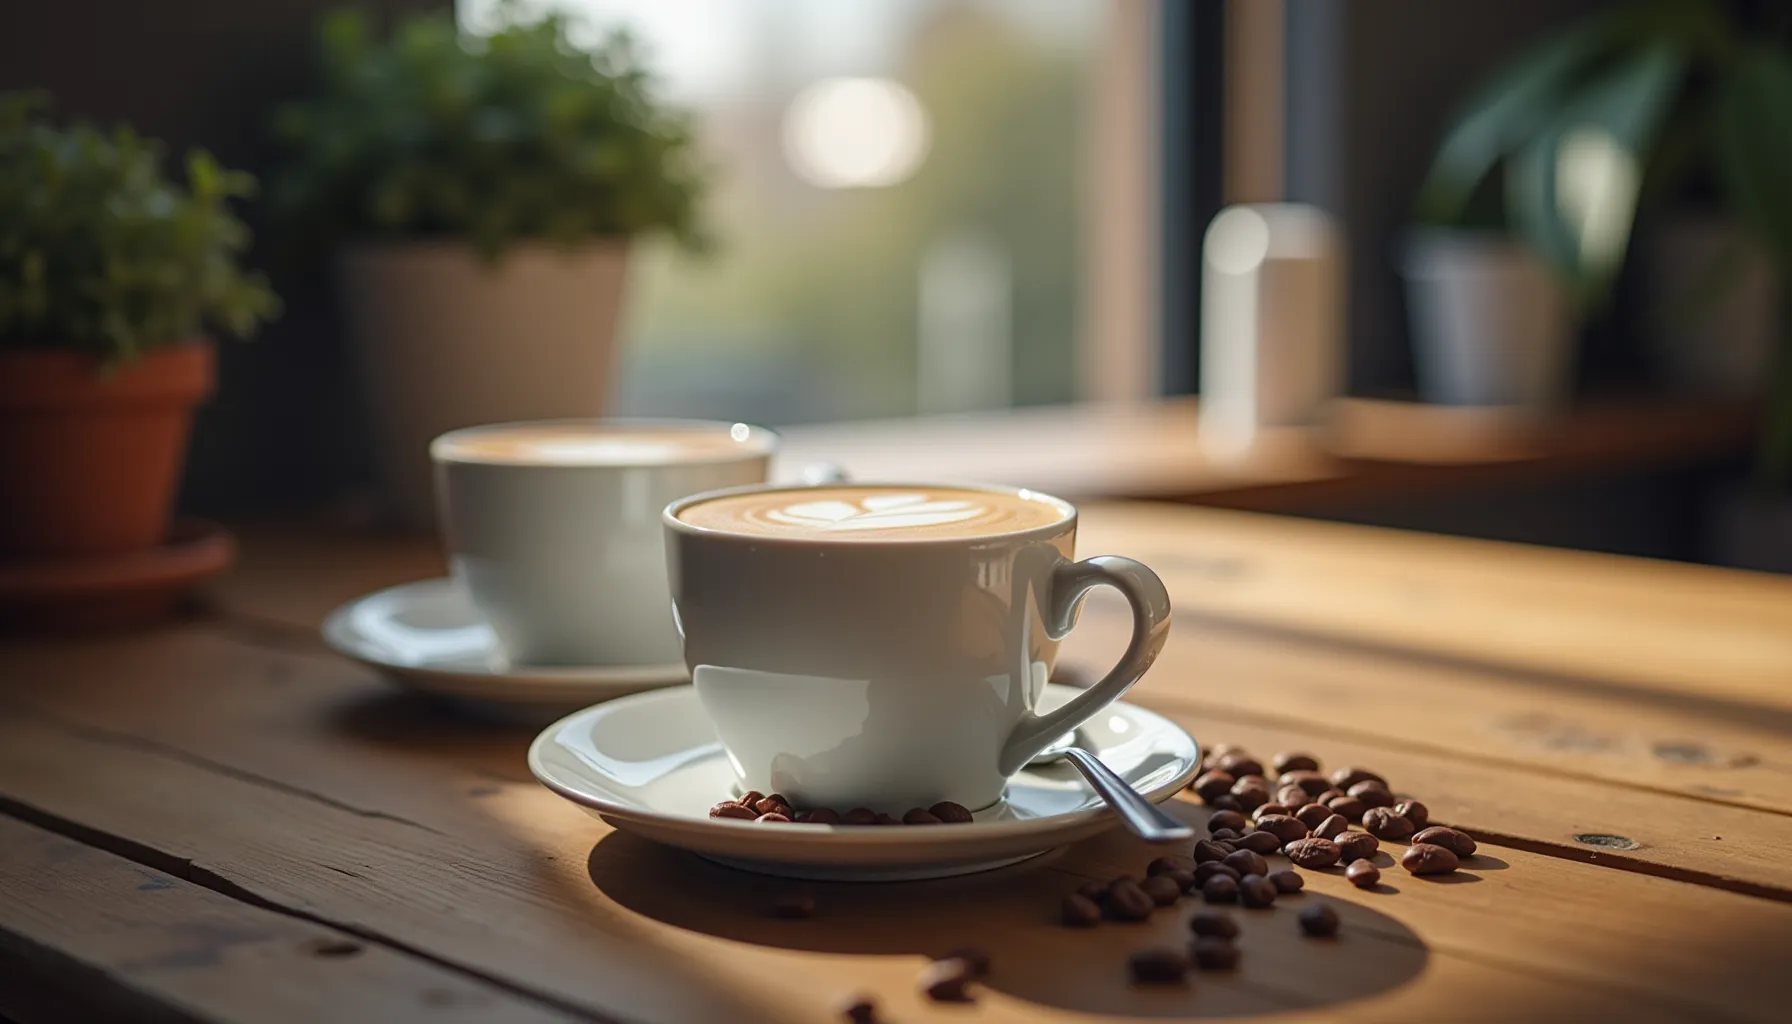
(432, 418, 776, 667)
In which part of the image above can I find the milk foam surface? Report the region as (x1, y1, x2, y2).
(676, 486, 1070, 540)
(435, 423, 770, 466)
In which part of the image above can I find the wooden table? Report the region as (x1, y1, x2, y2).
(4, 504, 1792, 1022)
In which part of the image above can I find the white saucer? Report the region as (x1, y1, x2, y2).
(529, 683, 1201, 881)
(322, 579, 688, 710)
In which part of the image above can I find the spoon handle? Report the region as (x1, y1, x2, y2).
(1063, 747, 1194, 843)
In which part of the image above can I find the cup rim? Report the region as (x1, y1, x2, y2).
(430, 417, 779, 468)
(663, 479, 1079, 547)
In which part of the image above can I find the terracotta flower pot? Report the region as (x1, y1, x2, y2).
(0, 342, 214, 560)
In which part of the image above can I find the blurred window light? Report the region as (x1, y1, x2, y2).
(1556, 127, 1640, 275)
(459, 0, 1114, 425)
(783, 77, 930, 189)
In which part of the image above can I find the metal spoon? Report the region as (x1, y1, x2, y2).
(1030, 732, 1193, 843)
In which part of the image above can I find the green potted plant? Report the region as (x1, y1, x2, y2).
(272, 7, 706, 528)
(0, 94, 277, 561)
(1411, 0, 1792, 565)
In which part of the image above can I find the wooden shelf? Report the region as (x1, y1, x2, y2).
(776, 396, 1758, 512)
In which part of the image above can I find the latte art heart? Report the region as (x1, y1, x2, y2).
(677, 485, 1071, 540)
(766, 494, 985, 532)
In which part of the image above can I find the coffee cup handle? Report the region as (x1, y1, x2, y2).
(997, 555, 1172, 776)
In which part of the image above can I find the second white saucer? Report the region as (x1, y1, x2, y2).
(530, 683, 1202, 880)
(322, 578, 688, 710)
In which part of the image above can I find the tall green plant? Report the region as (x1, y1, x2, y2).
(1416, 0, 1792, 490)
(272, 7, 707, 260)
(0, 93, 278, 361)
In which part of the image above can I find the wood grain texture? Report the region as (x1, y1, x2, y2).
(1075, 501, 1792, 712)
(0, 815, 577, 1024)
(4, 622, 1792, 1022)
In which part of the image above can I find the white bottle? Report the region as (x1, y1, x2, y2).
(1198, 203, 1344, 458)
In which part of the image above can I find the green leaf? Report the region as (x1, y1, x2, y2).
(1716, 48, 1792, 265)
(1506, 41, 1686, 308)
(1414, 17, 1618, 225)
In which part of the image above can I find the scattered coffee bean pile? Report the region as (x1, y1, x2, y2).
(801, 745, 1488, 1013)
(1068, 744, 1489, 988)
(710, 790, 974, 826)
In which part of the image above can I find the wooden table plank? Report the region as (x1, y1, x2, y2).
(0, 687, 1772, 1023)
(3, 626, 1791, 1022)
(1077, 503, 1792, 710)
(0, 815, 578, 1024)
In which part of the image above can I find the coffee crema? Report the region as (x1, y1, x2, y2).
(434, 422, 772, 467)
(676, 485, 1070, 540)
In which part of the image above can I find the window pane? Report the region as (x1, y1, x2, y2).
(460, 0, 1110, 424)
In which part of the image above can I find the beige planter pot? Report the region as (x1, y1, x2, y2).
(340, 241, 630, 529)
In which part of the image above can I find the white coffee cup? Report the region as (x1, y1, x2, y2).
(664, 481, 1171, 811)
(433, 419, 776, 667)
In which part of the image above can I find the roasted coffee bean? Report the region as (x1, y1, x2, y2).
(1277, 769, 1331, 796)
(1402, 843, 1461, 875)
(1192, 839, 1231, 864)
(1146, 856, 1187, 877)
(1075, 880, 1108, 901)
(1223, 849, 1269, 878)
(738, 790, 765, 809)
(944, 946, 991, 978)
(1207, 809, 1248, 834)
(1189, 910, 1240, 938)
(1191, 938, 1241, 971)
(1294, 803, 1335, 830)
(1216, 752, 1265, 779)
(1229, 782, 1271, 813)
(805, 808, 843, 825)
(1201, 875, 1241, 904)
(1335, 831, 1380, 864)
(843, 807, 877, 826)
(755, 796, 791, 815)
(1330, 767, 1386, 791)
(903, 808, 943, 825)
(1346, 861, 1381, 889)
(1313, 813, 1350, 841)
(1412, 826, 1477, 857)
(1236, 830, 1283, 856)
(1140, 874, 1183, 906)
(834, 992, 879, 1024)
(756, 812, 793, 823)
(771, 889, 815, 918)
(1299, 903, 1340, 937)
(1209, 829, 1240, 842)
(1324, 795, 1367, 822)
(1207, 793, 1243, 812)
(930, 801, 975, 824)
(918, 958, 975, 1002)
(1347, 781, 1395, 809)
(1254, 814, 1309, 844)
(1239, 874, 1277, 909)
(1061, 892, 1102, 927)
(1258, 800, 1298, 820)
(1314, 787, 1347, 806)
(1166, 868, 1196, 892)
(1128, 948, 1189, 984)
(1268, 869, 1304, 893)
(874, 813, 902, 826)
(1191, 770, 1236, 802)
(1273, 752, 1322, 775)
(1274, 784, 1312, 809)
(1105, 880, 1156, 921)
(710, 801, 757, 820)
(1392, 800, 1429, 830)
(1362, 807, 1414, 841)
(1284, 837, 1341, 869)
(1193, 862, 1240, 886)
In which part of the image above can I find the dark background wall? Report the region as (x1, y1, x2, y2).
(1, 0, 444, 516)
(1285, 0, 1620, 398)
